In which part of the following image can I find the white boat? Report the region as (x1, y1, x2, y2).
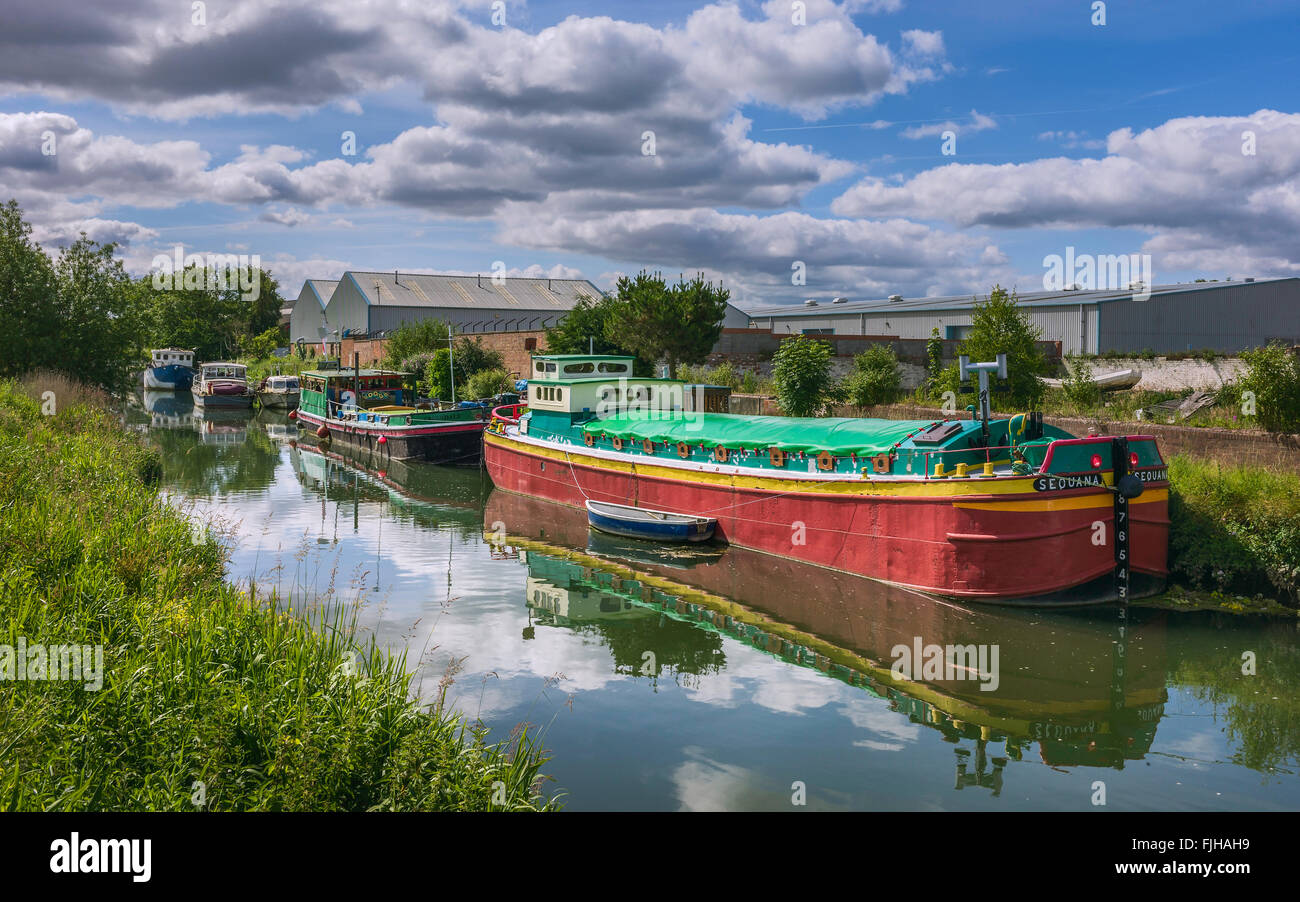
(191, 362, 253, 408)
(1042, 367, 1142, 391)
(143, 348, 195, 390)
(256, 374, 300, 410)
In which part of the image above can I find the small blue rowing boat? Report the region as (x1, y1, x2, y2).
(585, 500, 717, 543)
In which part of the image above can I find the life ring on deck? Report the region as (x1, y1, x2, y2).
(817, 451, 836, 471)
(769, 448, 786, 467)
(677, 442, 691, 459)
(612, 437, 625, 452)
(871, 453, 891, 474)
(583, 433, 595, 447)
(642, 439, 656, 454)
(714, 446, 729, 463)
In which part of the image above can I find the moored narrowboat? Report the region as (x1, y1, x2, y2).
(292, 366, 489, 465)
(483, 353, 1171, 605)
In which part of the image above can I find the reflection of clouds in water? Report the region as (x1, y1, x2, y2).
(671, 748, 784, 812)
(843, 702, 921, 752)
(681, 651, 845, 715)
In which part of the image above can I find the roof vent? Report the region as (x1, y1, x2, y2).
(888, 294, 903, 302)
(1245, 277, 1255, 282)
(1128, 280, 1145, 290)
(831, 296, 848, 304)
(1063, 283, 1080, 291)
(804, 299, 818, 306)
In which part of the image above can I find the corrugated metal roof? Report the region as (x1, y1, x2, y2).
(345, 271, 600, 310)
(305, 279, 338, 310)
(745, 278, 1300, 318)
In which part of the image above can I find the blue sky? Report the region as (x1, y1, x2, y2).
(1, 0, 1296, 308)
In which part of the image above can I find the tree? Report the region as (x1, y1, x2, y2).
(771, 334, 839, 417)
(383, 318, 451, 368)
(52, 234, 141, 390)
(936, 286, 1049, 409)
(925, 327, 943, 397)
(844, 344, 901, 407)
(544, 294, 655, 375)
(465, 368, 515, 399)
(0, 199, 59, 379)
(603, 271, 730, 378)
(452, 337, 505, 379)
(1238, 342, 1300, 433)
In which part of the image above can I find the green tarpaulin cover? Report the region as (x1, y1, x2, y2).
(582, 413, 940, 456)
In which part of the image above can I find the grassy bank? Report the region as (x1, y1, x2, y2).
(0, 380, 556, 811)
(1167, 456, 1300, 608)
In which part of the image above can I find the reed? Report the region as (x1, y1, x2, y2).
(0, 380, 558, 811)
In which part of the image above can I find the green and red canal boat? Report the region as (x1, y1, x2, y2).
(292, 365, 488, 465)
(484, 353, 1171, 605)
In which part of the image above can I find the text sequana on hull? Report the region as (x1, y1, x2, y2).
(482, 353, 1171, 604)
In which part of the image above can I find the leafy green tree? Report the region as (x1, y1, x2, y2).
(465, 368, 515, 399)
(843, 344, 901, 407)
(452, 336, 505, 379)
(1238, 341, 1300, 433)
(936, 286, 1049, 409)
(772, 334, 839, 417)
(383, 318, 451, 368)
(544, 294, 655, 375)
(241, 327, 283, 361)
(0, 199, 59, 379)
(425, 349, 454, 401)
(52, 234, 141, 390)
(925, 327, 943, 397)
(603, 271, 730, 378)
(1061, 356, 1102, 408)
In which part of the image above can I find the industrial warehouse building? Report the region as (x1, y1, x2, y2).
(321, 271, 603, 338)
(287, 279, 338, 344)
(744, 278, 1300, 356)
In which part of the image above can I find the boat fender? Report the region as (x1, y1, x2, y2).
(377, 435, 387, 445)
(769, 448, 786, 467)
(871, 453, 891, 474)
(612, 437, 625, 451)
(287, 409, 297, 420)
(583, 433, 595, 447)
(316, 425, 329, 439)
(817, 451, 835, 471)
(677, 442, 691, 459)
(642, 439, 656, 454)
(713, 446, 729, 463)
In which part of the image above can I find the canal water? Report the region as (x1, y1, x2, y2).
(132, 392, 1300, 811)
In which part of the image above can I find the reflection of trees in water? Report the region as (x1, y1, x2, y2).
(289, 445, 487, 542)
(150, 418, 279, 496)
(1168, 617, 1300, 773)
(547, 608, 727, 685)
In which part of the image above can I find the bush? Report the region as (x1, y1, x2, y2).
(771, 335, 838, 417)
(1238, 341, 1300, 433)
(425, 349, 454, 401)
(843, 345, 901, 407)
(1061, 356, 1102, 408)
(465, 367, 515, 399)
(383, 319, 451, 368)
(1168, 456, 1300, 602)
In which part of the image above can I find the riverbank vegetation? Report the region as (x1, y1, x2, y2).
(1, 200, 288, 391)
(0, 379, 556, 810)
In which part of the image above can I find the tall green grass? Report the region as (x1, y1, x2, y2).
(0, 380, 557, 810)
(1168, 455, 1300, 603)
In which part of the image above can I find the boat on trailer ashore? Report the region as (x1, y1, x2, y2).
(292, 365, 489, 465)
(483, 353, 1171, 606)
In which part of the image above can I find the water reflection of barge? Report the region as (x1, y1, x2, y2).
(486, 489, 1168, 771)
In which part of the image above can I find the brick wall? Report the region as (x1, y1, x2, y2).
(709, 327, 1062, 368)
(336, 330, 548, 376)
